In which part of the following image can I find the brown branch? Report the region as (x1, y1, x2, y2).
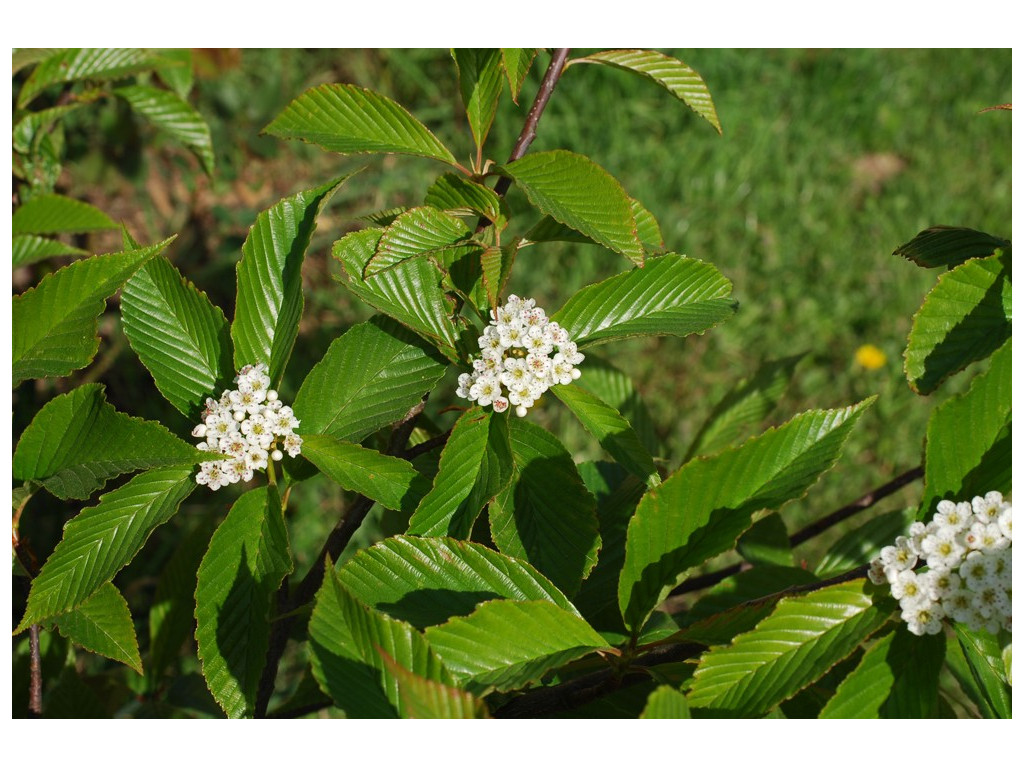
(29, 625, 43, 717)
(401, 428, 452, 460)
(670, 466, 923, 598)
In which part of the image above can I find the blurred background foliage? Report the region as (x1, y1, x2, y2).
(12, 49, 1011, 715)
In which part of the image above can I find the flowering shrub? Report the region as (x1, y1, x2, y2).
(11, 48, 1010, 719)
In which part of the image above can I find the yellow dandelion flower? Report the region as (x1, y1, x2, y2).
(855, 344, 887, 370)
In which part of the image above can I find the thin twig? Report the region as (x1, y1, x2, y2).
(401, 428, 452, 460)
(29, 625, 43, 716)
(670, 466, 923, 598)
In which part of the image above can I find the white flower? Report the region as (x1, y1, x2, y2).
(192, 363, 302, 490)
(902, 602, 945, 636)
(456, 296, 583, 418)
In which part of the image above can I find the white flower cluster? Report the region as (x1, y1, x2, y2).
(456, 295, 584, 418)
(868, 492, 1012, 636)
(192, 363, 302, 490)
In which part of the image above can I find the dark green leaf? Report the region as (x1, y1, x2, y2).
(619, 400, 873, 632)
(574, 50, 721, 133)
(500, 48, 536, 103)
(576, 356, 658, 455)
(12, 193, 116, 235)
(480, 243, 518, 311)
(500, 150, 645, 266)
(525, 198, 664, 255)
(686, 580, 888, 716)
(820, 626, 945, 718)
(905, 252, 1010, 394)
(195, 486, 293, 718)
(407, 409, 512, 538)
(919, 338, 1011, 518)
(365, 206, 470, 277)
(452, 49, 504, 152)
(686, 354, 804, 460)
(114, 84, 215, 175)
(16, 465, 196, 632)
(264, 83, 456, 165)
(424, 600, 607, 693)
(895, 226, 1010, 269)
(293, 315, 448, 442)
(121, 255, 234, 418)
(13, 234, 89, 268)
(551, 253, 736, 349)
(737, 513, 793, 566)
(13, 383, 206, 500)
(12, 240, 169, 385)
(155, 48, 194, 100)
(301, 435, 430, 515)
(18, 48, 160, 107)
(551, 383, 659, 487)
(53, 583, 143, 674)
(425, 173, 504, 223)
(641, 685, 692, 718)
(336, 535, 580, 630)
(815, 508, 916, 578)
(954, 624, 1011, 718)
(490, 420, 600, 598)
(333, 229, 460, 360)
(232, 177, 346, 385)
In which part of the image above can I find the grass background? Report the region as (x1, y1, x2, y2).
(13, 49, 1011, 714)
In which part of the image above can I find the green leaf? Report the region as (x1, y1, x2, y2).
(121, 255, 234, 419)
(13, 47, 68, 74)
(12, 383, 206, 500)
(264, 83, 456, 166)
(149, 517, 215, 682)
(17, 48, 160, 107)
(954, 624, 1011, 718)
(573, 463, 646, 634)
(686, 354, 804, 460)
(424, 600, 607, 693)
(293, 315, 448, 442)
(12, 193, 116, 236)
(576, 356, 658, 455)
(500, 48, 536, 103)
(195, 486, 293, 718)
(815, 508, 916, 578)
(12, 240, 169, 385)
(313, 567, 452, 717)
(526, 198, 664, 254)
(641, 685, 692, 718)
(904, 252, 1010, 394)
(336, 535, 580, 629)
(13, 234, 89, 268)
(551, 253, 736, 349)
(480, 243, 518, 311)
(365, 206, 470, 277)
(737, 513, 793, 567)
(301, 435, 430, 515)
(232, 177, 346, 385)
(333, 229, 460, 360)
(382, 651, 490, 718)
(53, 583, 142, 674)
(686, 580, 888, 716)
(499, 150, 645, 266)
(13, 103, 83, 155)
(407, 409, 512, 538)
(16, 466, 196, 632)
(114, 85, 215, 175)
(676, 566, 820, 647)
(619, 399, 873, 633)
(424, 173, 504, 224)
(919, 338, 1011, 518)
(551, 383, 659, 488)
(452, 49, 504, 153)
(490, 420, 601, 598)
(820, 627, 945, 718)
(154, 48, 194, 100)
(574, 50, 721, 134)
(308, 561, 398, 718)
(895, 226, 1010, 269)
